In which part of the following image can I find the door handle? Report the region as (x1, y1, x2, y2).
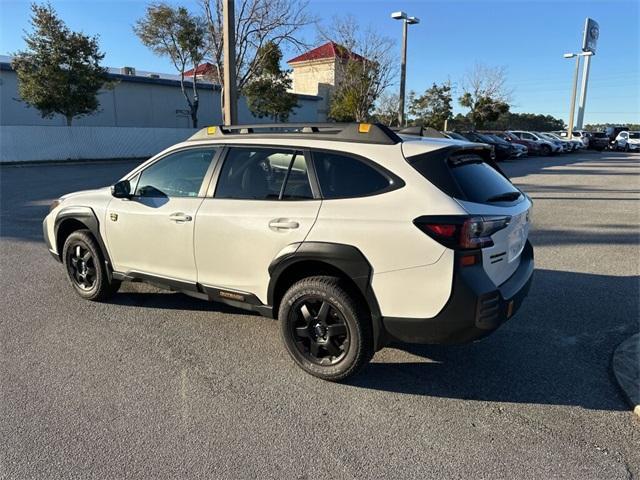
(268, 219, 299, 230)
(169, 212, 192, 222)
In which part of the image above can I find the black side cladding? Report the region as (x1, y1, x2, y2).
(54, 206, 114, 280)
(267, 242, 385, 349)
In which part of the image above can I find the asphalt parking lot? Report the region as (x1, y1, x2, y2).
(1, 151, 639, 479)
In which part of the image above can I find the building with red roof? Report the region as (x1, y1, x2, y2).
(287, 41, 365, 120)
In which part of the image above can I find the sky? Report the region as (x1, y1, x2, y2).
(1, 0, 639, 125)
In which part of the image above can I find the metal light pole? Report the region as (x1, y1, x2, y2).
(391, 11, 419, 127)
(563, 51, 592, 138)
(223, 0, 237, 125)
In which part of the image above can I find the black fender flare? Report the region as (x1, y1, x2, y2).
(267, 242, 385, 350)
(54, 206, 114, 280)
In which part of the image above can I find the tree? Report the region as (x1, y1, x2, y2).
(201, 0, 313, 118)
(372, 92, 400, 127)
(242, 42, 298, 121)
(135, 3, 206, 128)
(322, 16, 397, 122)
(11, 3, 109, 126)
(485, 112, 565, 131)
(585, 123, 640, 131)
(458, 64, 512, 129)
(448, 113, 473, 131)
(408, 82, 453, 129)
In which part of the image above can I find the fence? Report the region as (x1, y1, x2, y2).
(0, 126, 198, 163)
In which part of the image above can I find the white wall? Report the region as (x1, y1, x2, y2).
(0, 67, 323, 129)
(0, 126, 197, 162)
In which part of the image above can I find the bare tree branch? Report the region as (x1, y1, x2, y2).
(200, 0, 314, 92)
(318, 15, 398, 122)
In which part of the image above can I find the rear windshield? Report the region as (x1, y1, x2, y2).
(591, 132, 606, 138)
(449, 156, 521, 204)
(408, 151, 521, 205)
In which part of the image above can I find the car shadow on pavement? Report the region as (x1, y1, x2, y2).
(348, 268, 639, 412)
(110, 289, 262, 317)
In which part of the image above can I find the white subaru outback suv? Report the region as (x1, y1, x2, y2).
(43, 123, 534, 381)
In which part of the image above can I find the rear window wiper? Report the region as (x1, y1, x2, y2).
(486, 192, 522, 203)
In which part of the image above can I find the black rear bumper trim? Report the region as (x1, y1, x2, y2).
(382, 240, 534, 345)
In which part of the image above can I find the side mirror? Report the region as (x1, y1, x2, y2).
(111, 179, 131, 198)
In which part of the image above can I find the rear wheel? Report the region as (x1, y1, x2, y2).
(62, 230, 120, 301)
(279, 276, 374, 381)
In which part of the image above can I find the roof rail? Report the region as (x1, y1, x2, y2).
(188, 122, 402, 145)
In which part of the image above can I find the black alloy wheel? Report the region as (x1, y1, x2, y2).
(62, 229, 120, 301)
(279, 276, 374, 381)
(290, 296, 350, 365)
(66, 243, 97, 291)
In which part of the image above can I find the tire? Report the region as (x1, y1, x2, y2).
(624, 143, 630, 152)
(279, 276, 374, 381)
(540, 144, 551, 156)
(62, 229, 120, 301)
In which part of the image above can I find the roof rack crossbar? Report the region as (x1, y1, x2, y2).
(188, 122, 402, 145)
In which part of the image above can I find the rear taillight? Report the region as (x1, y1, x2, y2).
(414, 216, 511, 250)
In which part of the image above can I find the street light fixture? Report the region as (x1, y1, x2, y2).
(564, 51, 593, 139)
(392, 11, 420, 127)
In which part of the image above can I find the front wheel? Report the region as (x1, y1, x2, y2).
(624, 143, 630, 152)
(279, 276, 374, 381)
(540, 144, 551, 156)
(62, 230, 120, 301)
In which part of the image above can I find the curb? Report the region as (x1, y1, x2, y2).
(612, 333, 640, 417)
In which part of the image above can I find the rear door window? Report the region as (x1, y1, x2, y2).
(312, 151, 395, 199)
(214, 147, 312, 200)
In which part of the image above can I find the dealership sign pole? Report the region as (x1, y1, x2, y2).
(576, 18, 599, 129)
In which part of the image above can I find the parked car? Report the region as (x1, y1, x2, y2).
(443, 131, 496, 160)
(615, 131, 640, 152)
(42, 122, 534, 381)
(458, 131, 515, 161)
(509, 131, 562, 156)
(442, 131, 469, 141)
(587, 131, 609, 151)
(605, 126, 630, 150)
(498, 131, 543, 156)
(538, 132, 577, 152)
(558, 130, 590, 148)
(535, 132, 568, 153)
(484, 133, 527, 158)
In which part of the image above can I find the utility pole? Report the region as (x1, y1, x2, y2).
(391, 12, 419, 128)
(576, 54, 592, 129)
(223, 0, 237, 125)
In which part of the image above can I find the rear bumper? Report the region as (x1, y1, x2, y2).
(382, 240, 534, 345)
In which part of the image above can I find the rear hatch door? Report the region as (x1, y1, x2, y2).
(448, 157, 532, 286)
